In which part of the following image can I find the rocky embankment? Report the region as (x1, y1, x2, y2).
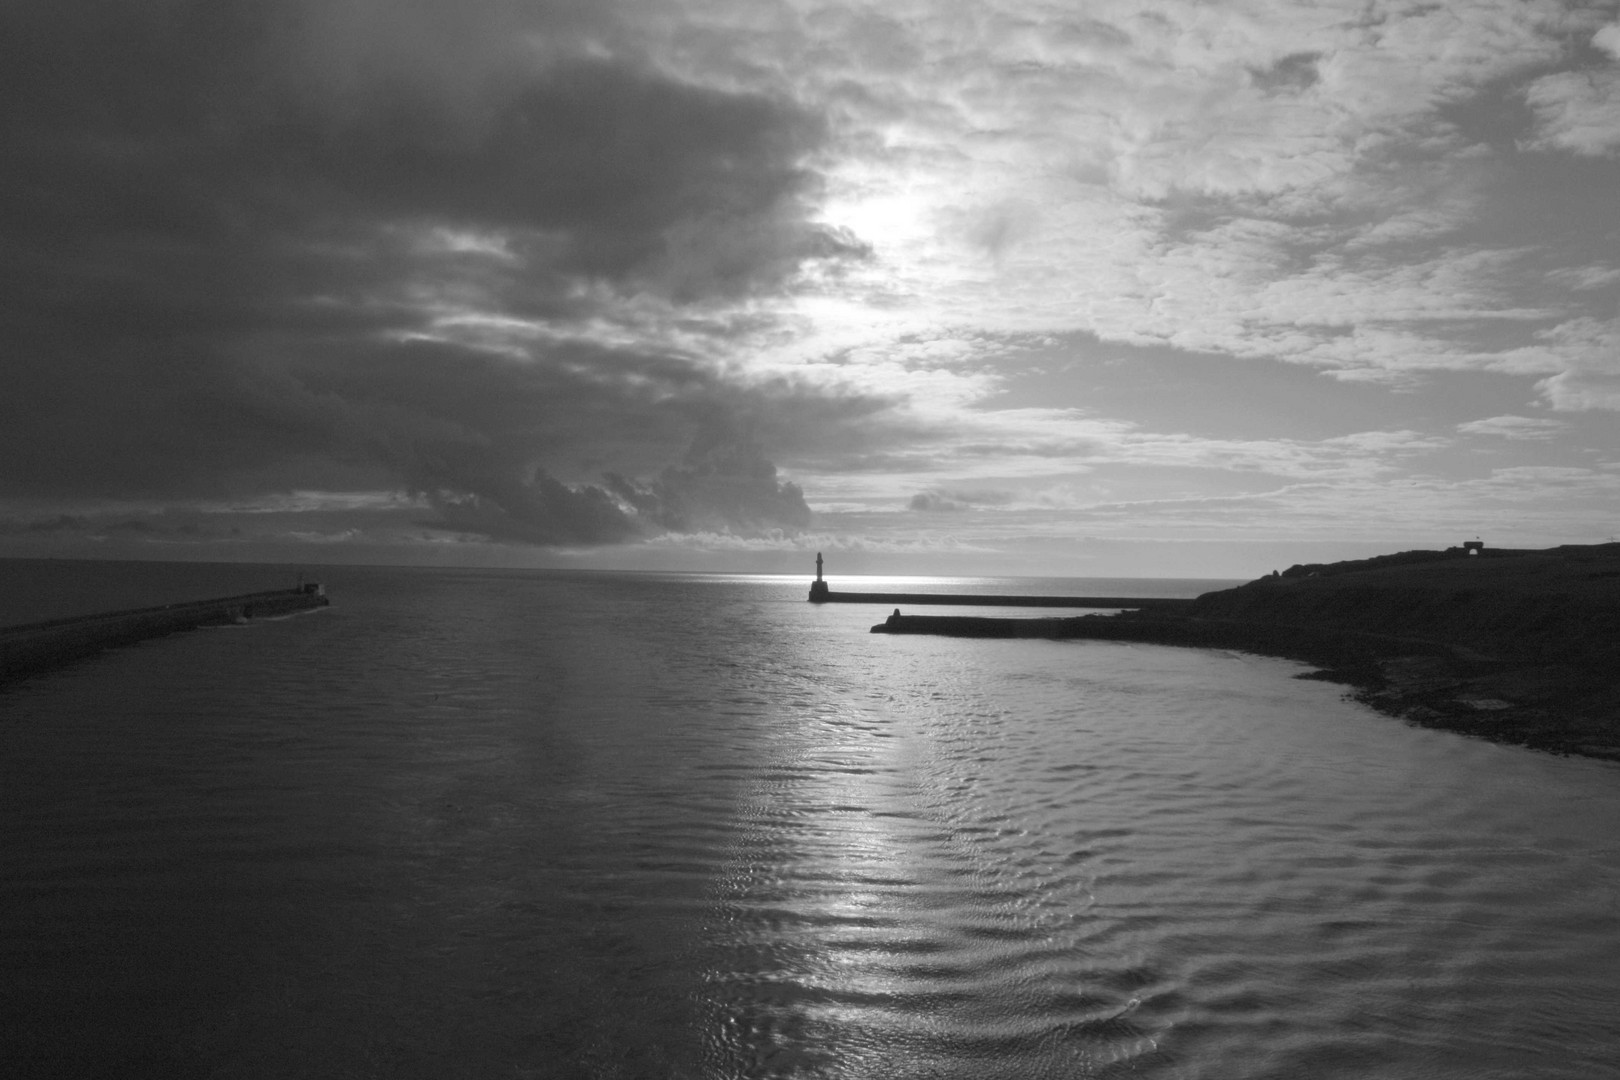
(876, 543, 1620, 762)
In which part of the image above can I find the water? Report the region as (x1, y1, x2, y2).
(2, 562, 1618, 1079)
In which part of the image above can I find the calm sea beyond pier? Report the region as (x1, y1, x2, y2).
(3, 559, 1618, 1078)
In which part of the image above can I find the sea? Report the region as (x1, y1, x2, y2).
(2, 559, 1618, 1079)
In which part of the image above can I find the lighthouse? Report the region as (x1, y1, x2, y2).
(809, 552, 830, 601)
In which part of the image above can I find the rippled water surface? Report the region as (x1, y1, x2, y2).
(3, 564, 1618, 1078)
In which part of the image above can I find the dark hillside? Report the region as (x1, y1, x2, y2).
(1190, 543, 1620, 667)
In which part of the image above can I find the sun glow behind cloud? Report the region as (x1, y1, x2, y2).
(818, 189, 932, 261)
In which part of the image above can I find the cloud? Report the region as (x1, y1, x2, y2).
(607, 427, 812, 535)
(829, 464, 1620, 555)
(907, 487, 1015, 512)
(0, 508, 235, 544)
(1546, 264, 1620, 291)
(282, 339, 847, 542)
(1520, 317, 1620, 412)
(0, 0, 874, 544)
(1457, 415, 1568, 440)
(1519, 18, 1620, 160)
(1598, 23, 1620, 60)
(908, 492, 968, 513)
(716, 0, 1620, 400)
(1523, 70, 1620, 158)
(426, 473, 639, 545)
(1537, 371, 1620, 412)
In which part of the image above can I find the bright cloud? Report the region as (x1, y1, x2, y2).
(1457, 416, 1569, 440)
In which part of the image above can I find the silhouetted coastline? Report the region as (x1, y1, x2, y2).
(874, 542, 1620, 762)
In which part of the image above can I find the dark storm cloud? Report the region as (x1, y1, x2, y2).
(0, 0, 870, 543)
(283, 337, 826, 543)
(607, 424, 812, 535)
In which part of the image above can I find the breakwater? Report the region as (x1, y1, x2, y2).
(810, 589, 1192, 609)
(1, 584, 328, 683)
(868, 541, 1620, 762)
(870, 612, 1362, 654)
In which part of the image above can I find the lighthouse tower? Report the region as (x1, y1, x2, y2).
(809, 552, 830, 601)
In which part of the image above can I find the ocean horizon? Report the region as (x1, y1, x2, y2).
(0, 557, 1243, 630)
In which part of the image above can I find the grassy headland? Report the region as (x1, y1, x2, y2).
(874, 542, 1620, 762)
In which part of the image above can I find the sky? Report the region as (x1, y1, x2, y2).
(2, 0, 1618, 579)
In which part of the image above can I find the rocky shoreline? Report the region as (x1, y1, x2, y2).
(873, 542, 1620, 763)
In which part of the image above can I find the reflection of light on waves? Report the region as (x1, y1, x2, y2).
(700, 645, 1175, 1076)
(704, 698, 926, 1075)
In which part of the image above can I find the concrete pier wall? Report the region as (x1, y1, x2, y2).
(1, 586, 328, 683)
(811, 589, 1193, 610)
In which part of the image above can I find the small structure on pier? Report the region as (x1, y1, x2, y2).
(809, 551, 829, 601)
(1463, 540, 1484, 555)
